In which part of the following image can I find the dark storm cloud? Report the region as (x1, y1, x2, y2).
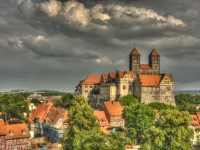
(0, 0, 200, 91)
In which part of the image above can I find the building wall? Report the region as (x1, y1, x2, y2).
(81, 84, 98, 100)
(43, 124, 65, 143)
(159, 86, 175, 106)
(141, 87, 160, 104)
(0, 138, 30, 150)
(110, 115, 124, 127)
(133, 76, 141, 100)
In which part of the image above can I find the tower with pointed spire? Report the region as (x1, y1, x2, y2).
(149, 49, 160, 74)
(129, 47, 140, 75)
(129, 47, 160, 75)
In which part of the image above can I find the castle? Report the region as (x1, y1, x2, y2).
(75, 47, 176, 107)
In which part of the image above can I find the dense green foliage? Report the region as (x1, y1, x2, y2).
(40, 91, 65, 96)
(119, 94, 139, 106)
(54, 93, 74, 109)
(62, 95, 100, 150)
(148, 102, 178, 111)
(82, 132, 131, 150)
(123, 103, 156, 144)
(31, 98, 41, 106)
(178, 103, 197, 114)
(175, 93, 198, 114)
(145, 110, 194, 150)
(175, 93, 200, 105)
(0, 94, 29, 124)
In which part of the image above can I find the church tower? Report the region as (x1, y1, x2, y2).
(129, 47, 140, 75)
(148, 49, 160, 74)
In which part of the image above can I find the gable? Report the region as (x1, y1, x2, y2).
(160, 74, 174, 86)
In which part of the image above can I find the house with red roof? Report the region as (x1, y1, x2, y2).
(0, 120, 31, 150)
(190, 113, 200, 145)
(42, 107, 68, 142)
(101, 101, 124, 127)
(28, 104, 51, 138)
(94, 110, 110, 128)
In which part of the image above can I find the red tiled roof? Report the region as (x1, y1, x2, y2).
(191, 115, 200, 129)
(44, 107, 68, 129)
(149, 49, 160, 56)
(0, 120, 6, 135)
(103, 101, 123, 116)
(110, 72, 116, 79)
(5, 123, 30, 139)
(124, 71, 134, 78)
(29, 104, 51, 123)
(117, 71, 134, 78)
(139, 74, 163, 87)
(140, 64, 151, 69)
(166, 74, 173, 82)
(129, 47, 140, 56)
(103, 74, 108, 80)
(81, 74, 101, 85)
(47, 96, 61, 102)
(118, 71, 125, 78)
(94, 110, 110, 127)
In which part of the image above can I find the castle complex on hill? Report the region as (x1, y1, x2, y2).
(75, 47, 176, 108)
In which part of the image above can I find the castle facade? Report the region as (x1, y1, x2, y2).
(75, 47, 176, 107)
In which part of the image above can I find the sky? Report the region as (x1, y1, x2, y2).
(0, 0, 200, 92)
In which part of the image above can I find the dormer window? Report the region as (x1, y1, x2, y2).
(22, 129, 27, 135)
(9, 130, 14, 136)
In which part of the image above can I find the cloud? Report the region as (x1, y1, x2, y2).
(39, 0, 62, 17)
(36, 0, 186, 32)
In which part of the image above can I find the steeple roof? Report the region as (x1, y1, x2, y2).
(129, 47, 140, 56)
(149, 49, 160, 56)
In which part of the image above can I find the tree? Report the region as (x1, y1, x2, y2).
(82, 132, 132, 150)
(145, 109, 194, 150)
(123, 103, 156, 144)
(119, 94, 139, 106)
(31, 98, 41, 106)
(148, 102, 178, 111)
(178, 103, 197, 114)
(62, 95, 100, 150)
(54, 93, 74, 109)
(0, 94, 29, 124)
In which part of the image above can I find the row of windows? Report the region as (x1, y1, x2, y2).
(85, 85, 96, 88)
(7, 138, 27, 143)
(100, 85, 132, 89)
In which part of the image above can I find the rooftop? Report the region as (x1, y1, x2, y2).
(81, 74, 101, 85)
(103, 101, 123, 116)
(44, 107, 68, 129)
(139, 74, 163, 87)
(0, 120, 6, 135)
(5, 123, 30, 139)
(94, 110, 110, 127)
(29, 104, 51, 123)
